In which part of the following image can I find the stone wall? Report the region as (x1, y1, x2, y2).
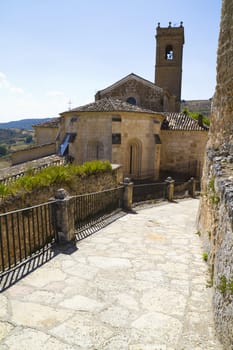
(198, 0, 233, 348)
(198, 154, 233, 349)
(181, 99, 212, 116)
(11, 143, 56, 165)
(34, 125, 59, 145)
(0, 165, 122, 213)
(96, 77, 164, 112)
(160, 130, 208, 178)
(59, 110, 164, 180)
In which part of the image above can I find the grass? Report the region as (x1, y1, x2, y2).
(217, 275, 227, 294)
(0, 160, 112, 198)
(208, 176, 220, 206)
(182, 109, 210, 126)
(217, 276, 233, 295)
(202, 252, 208, 262)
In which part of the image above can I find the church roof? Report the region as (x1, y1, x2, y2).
(33, 118, 60, 128)
(96, 73, 163, 96)
(65, 97, 162, 115)
(162, 112, 209, 131)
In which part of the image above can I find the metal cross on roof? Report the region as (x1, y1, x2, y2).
(68, 99, 72, 111)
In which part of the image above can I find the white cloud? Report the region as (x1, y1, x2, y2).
(0, 72, 7, 80)
(46, 90, 66, 97)
(10, 86, 25, 94)
(0, 71, 24, 94)
(0, 72, 9, 88)
(0, 76, 70, 121)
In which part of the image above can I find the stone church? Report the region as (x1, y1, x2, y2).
(30, 22, 208, 181)
(95, 21, 184, 113)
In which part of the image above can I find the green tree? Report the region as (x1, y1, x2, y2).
(0, 145, 7, 156)
(25, 135, 33, 144)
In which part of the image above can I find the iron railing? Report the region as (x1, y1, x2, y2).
(174, 180, 191, 198)
(133, 182, 167, 203)
(0, 201, 56, 276)
(0, 178, 199, 279)
(160, 160, 202, 180)
(124, 169, 156, 181)
(73, 186, 124, 234)
(0, 158, 65, 185)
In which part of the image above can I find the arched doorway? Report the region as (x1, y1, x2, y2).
(127, 139, 142, 178)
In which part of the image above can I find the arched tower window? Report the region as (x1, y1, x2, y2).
(165, 45, 174, 60)
(126, 97, 137, 105)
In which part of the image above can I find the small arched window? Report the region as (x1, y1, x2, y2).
(165, 45, 174, 60)
(126, 97, 137, 105)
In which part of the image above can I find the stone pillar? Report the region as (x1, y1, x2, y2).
(188, 177, 196, 198)
(165, 177, 174, 201)
(53, 188, 75, 243)
(122, 177, 133, 211)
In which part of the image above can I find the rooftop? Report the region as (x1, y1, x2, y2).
(162, 112, 209, 131)
(95, 72, 163, 96)
(33, 118, 60, 128)
(62, 97, 162, 115)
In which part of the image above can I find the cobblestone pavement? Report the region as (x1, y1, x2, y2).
(0, 199, 222, 350)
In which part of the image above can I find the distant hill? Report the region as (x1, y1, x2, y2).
(0, 118, 53, 130)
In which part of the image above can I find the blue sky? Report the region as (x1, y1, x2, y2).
(1, 0, 221, 122)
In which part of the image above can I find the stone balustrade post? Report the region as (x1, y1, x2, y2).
(122, 177, 133, 211)
(52, 188, 76, 243)
(165, 176, 174, 201)
(188, 177, 196, 198)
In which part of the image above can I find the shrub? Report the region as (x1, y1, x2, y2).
(202, 252, 208, 262)
(181, 109, 210, 126)
(0, 160, 112, 198)
(0, 145, 7, 156)
(0, 182, 10, 198)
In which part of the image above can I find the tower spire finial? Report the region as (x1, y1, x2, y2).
(68, 99, 72, 111)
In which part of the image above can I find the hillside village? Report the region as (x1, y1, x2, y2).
(2, 1, 233, 348)
(2, 23, 210, 182)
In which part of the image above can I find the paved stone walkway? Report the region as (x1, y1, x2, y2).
(0, 199, 222, 350)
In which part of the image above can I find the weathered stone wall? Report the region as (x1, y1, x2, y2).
(208, 0, 233, 150)
(34, 125, 59, 145)
(181, 99, 212, 116)
(11, 143, 56, 165)
(59, 110, 164, 180)
(0, 166, 122, 213)
(198, 155, 233, 349)
(198, 1, 233, 348)
(160, 130, 208, 178)
(96, 78, 164, 112)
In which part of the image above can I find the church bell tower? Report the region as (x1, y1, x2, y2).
(155, 22, 184, 106)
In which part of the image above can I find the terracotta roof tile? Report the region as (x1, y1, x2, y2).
(33, 118, 60, 128)
(162, 112, 209, 131)
(63, 98, 160, 115)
